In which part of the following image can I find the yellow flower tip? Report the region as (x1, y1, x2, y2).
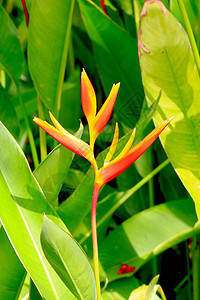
(168, 116, 174, 122)
(104, 122, 119, 166)
(114, 127, 136, 162)
(81, 68, 87, 79)
(111, 82, 120, 95)
(33, 116, 44, 126)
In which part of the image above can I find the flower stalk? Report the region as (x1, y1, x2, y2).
(91, 182, 102, 299)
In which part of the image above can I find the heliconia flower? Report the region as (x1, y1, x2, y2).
(34, 70, 172, 300)
(81, 69, 120, 148)
(33, 112, 95, 166)
(95, 118, 172, 187)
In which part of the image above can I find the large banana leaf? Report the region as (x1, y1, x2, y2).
(28, 0, 75, 111)
(138, 1, 200, 218)
(99, 199, 199, 281)
(0, 122, 76, 299)
(0, 4, 23, 80)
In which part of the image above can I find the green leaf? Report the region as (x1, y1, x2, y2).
(129, 275, 166, 300)
(29, 280, 43, 300)
(34, 120, 83, 206)
(34, 145, 76, 206)
(128, 286, 161, 300)
(0, 4, 23, 79)
(0, 85, 19, 138)
(138, 1, 200, 218)
(0, 226, 26, 300)
(41, 216, 97, 300)
(60, 69, 81, 131)
(99, 199, 199, 281)
(102, 276, 140, 300)
(10, 89, 38, 121)
(78, 0, 144, 127)
(28, 0, 75, 111)
(0, 122, 76, 299)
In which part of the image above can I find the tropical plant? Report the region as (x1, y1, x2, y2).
(0, 0, 200, 299)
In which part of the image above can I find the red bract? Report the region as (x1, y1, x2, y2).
(118, 264, 136, 275)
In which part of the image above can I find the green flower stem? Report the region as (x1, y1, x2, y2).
(37, 96, 47, 161)
(16, 83, 39, 169)
(133, 0, 141, 34)
(148, 150, 158, 276)
(197, 6, 200, 50)
(185, 240, 192, 300)
(91, 182, 101, 300)
(79, 159, 170, 245)
(177, 0, 200, 75)
(68, 36, 75, 75)
(193, 236, 200, 300)
(6, 0, 14, 13)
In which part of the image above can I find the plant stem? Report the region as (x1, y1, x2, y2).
(148, 150, 158, 276)
(193, 236, 200, 300)
(91, 182, 101, 300)
(177, 0, 200, 75)
(16, 83, 39, 169)
(20, 0, 29, 26)
(37, 96, 47, 161)
(6, 0, 14, 14)
(185, 240, 192, 300)
(68, 36, 75, 75)
(133, 0, 141, 34)
(197, 3, 200, 51)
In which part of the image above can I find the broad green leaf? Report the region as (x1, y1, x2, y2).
(138, 1, 200, 218)
(58, 166, 95, 234)
(28, 0, 75, 110)
(0, 227, 26, 300)
(18, 274, 30, 300)
(0, 122, 76, 299)
(10, 89, 38, 121)
(41, 216, 97, 300)
(99, 199, 199, 281)
(29, 280, 43, 300)
(60, 69, 81, 131)
(0, 4, 23, 79)
(34, 145, 75, 206)
(78, 0, 144, 127)
(102, 276, 140, 300)
(34, 119, 83, 206)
